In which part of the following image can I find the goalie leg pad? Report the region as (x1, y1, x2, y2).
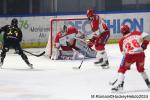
(75, 38, 97, 58)
(60, 50, 81, 60)
(52, 49, 79, 60)
(60, 50, 74, 60)
(51, 49, 60, 60)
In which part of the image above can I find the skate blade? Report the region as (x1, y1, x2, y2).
(0, 64, 3, 69)
(111, 89, 123, 93)
(72, 67, 80, 69)
(102, 66, 109, 69)
(94, 63, 109, 68)
(94, 64, 109, 69)
(28, 64, 33, 69)
(94, 63, 103, 66)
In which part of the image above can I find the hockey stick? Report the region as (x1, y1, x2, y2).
(109, 79, 118, 86)
(72, 36, 89, 70)
(0, 48, 45, 57)
(23, 50, 45, 57)
(73, 56, 84, 69)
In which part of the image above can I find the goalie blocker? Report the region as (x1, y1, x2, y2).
(51, 25, 97, 60)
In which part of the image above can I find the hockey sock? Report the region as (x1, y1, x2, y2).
(141, 72, 149, 80)
(21, 53, 31, 64)
(117, 73, 125, 85)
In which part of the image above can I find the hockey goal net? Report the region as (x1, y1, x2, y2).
(45, 17, 92, 57)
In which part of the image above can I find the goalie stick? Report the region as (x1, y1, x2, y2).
(72, 37, 91, 69)
(73, 56, 84, 69)
(23, 50, 45, 57)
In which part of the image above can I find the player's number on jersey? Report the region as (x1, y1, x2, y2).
(125, 39, 140, 51)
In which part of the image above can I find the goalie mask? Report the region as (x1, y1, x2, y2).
(120, 25, 130, 35)
(62, 25, 67, 36)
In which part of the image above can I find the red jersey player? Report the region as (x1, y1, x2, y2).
(86, 9, 110, 69)
(51, 25, 97, 60)
(111, 25, 150, 92)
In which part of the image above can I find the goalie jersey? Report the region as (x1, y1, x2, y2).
(54, 27, 79, 51)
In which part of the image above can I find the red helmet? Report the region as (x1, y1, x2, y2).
(120, 25, 130, 34)
(86, 9, 95, 17)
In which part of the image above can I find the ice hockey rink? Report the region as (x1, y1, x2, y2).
(0, 44, 149, 100)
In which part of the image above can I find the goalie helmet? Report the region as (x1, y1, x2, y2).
(120, 24, 130, 35)
(11, 18, 18, 27)
(86, 9, 95, 17)
(63, 25, 67, 31)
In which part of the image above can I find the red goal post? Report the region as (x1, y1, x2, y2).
(46, 17, 92, 58)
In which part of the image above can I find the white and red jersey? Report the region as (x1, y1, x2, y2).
(90, 14, 108, 35)
(54, 27, 79, 51)
(119, 31, 149, 55)
(88, 14, 110, 51)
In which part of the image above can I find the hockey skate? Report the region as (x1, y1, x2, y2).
(148, 84, 150, 89)
(27, 63, 33, 69)
(0, 62, 3, 68)
(94, 58, 103, 65)
(145, 79, 150, 88)
(101, 60, 109, 69)
(24, 59, 33, 69)
(111, 82, 124, 92)
(94, 59, 109, 69)
(0, 58, 4, 68)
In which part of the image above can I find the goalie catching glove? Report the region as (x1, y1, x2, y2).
(141, 40, 149, 50)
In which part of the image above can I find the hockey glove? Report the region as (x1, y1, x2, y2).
(141, 40, 149, 50)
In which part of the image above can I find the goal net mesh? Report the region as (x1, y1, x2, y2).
(45, 18, 92, 57)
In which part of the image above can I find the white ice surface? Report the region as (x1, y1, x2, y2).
(0, 44, 149, 100)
